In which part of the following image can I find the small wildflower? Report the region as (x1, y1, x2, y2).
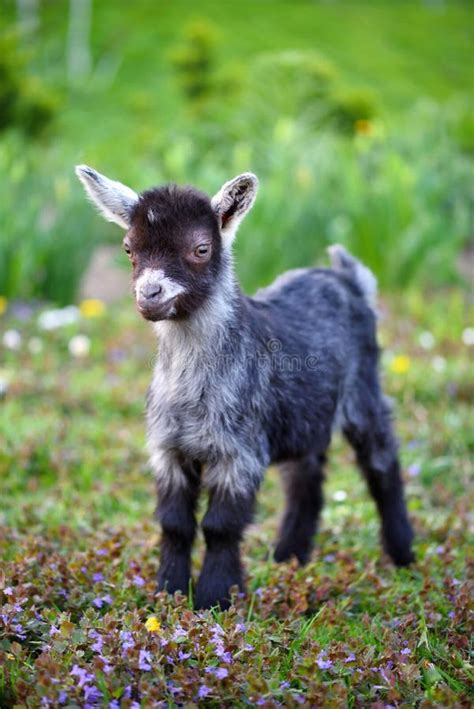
(431, 355, 446, 373)
(92, 572, 104, 583)
(400, 647, 412, 656)
(28, 337, 43, 354)
(389, 354, 411, 374)
(132, 574, 145, 587)
(69, 334, 91, 358)
(418, 330, 435, 350)
(3, 329, 22, 350)
(354, 119, 373, 136)
(407, 462, 421, 477)
(139, 649, 152, 671)
(145, 615, 161, 633)
(0, 295, 7, 315)
(38, 306, 79, 330)
(332, 489, 347, 502)
(198, 685, 211, 699)
(462, 327, 474, 346)
(80, 299, 106, 318)
(317, 653, 333, 670)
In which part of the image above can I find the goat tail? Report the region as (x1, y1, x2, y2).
(327, 244, 377, 311)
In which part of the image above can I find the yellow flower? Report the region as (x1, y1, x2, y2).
(0, 296, 7, 316)
(79, 299, 106, 318)
(354, 119, 373, 136)
(390, 354, 411, 375)
(145, 616, 161, 633)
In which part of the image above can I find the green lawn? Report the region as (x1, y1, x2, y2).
(1, 288, 472, 706)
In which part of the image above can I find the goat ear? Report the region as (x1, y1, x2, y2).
(75, 165, 138, 229)
(211, 173, 259, 247)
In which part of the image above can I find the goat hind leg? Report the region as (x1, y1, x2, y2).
(343, 393, 414, 567)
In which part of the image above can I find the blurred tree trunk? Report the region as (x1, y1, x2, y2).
(67, 0, 92, 85)
(17, 0, 39, 33)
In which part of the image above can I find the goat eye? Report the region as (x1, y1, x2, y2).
(194, 244, 210, 258)
(123, 243, 132, 256)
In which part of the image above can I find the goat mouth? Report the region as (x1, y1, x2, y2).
(136, 297, 178, 321)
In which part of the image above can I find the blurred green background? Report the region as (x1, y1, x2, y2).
(0, 0, 473, 304)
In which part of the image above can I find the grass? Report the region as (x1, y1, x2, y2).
(0, 287, 472, 706)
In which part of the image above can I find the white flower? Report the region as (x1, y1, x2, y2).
(462, 327, 474, 346)
(28, 337, 43, 355)
(418, 330, 435, 350)
(332, 490, 347, 502)
(3, 329, 22, 350)
(68, 334, 91, 358)
(38, 306, 79, 330)
(431, 355, 446, 372)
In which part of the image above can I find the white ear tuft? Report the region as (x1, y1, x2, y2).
(211, 172, 259, 248)
(75, 164, 138, 229)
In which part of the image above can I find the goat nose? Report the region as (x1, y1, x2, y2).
(140, 283, 163, 300)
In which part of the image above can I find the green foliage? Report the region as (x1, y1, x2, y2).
(0, 293, 472, 705)
(168, 20, 220, 107)
(0, 136, 99, 304)
(0, 30, 58, 138)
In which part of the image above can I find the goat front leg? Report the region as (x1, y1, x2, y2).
(195, 468, 258, 610)
(153, 450, 200, 596)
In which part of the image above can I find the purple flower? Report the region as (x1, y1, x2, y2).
(407, 463, 421, 477)
(206, 666, 229, 679)
(235, 623, 246, 633)
(139, 649, 152, 671)
(324, 554, 336, 563)
(49, 625, 60, 636)
(84, 685, 102, 703)
(400, 647, 411, 656)
(344, 653, 356, 662)
(178, 651, 191, 661)
(172, 626, 186, 641)
(132, 574, 145, 587)
(448, 610, 455, 619)
(3, 587, 13, 596)
(93, 594, 112, 608)
(109, 702, 120, 709)
(244, 643, 254, 651)
(92, 572, 104, 583)
(58, 691, 68, 705)
(70, 665, 94, 688)
(317, 655, 333, 670)
(97, 548, 108, 556)
(198, 685, 211, 698)
(256, 699, 266, 706)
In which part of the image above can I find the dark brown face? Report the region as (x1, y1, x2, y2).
(123, 185, 223, 321)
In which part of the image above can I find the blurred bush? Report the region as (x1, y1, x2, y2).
(0, 31, 58, 138)
(1, 102, 471, 304)
(168, 20, 220, 109)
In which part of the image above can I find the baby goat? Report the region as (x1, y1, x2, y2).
(76, 166, 414, 609)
